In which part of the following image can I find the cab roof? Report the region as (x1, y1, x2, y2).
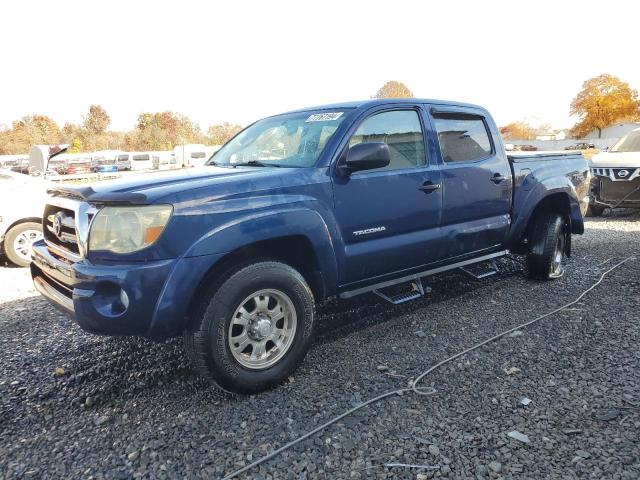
(284, 98, 485, 114)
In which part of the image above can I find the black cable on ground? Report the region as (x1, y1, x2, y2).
(222, 256, 635, 480)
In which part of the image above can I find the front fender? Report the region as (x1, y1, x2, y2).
(184, 207, 339, 294)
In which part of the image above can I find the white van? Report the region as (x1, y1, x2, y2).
(129, 152, 154, 171)
(151, 151, 179, 170)
(115, 153, 132, 171)
(174, 144, 221, 168)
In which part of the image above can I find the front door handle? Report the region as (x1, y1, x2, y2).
(491, 173, 507, 184)
(419, 181, 441, 193)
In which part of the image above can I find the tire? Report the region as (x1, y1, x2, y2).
(184, 261, 315, 394)
(4, 222, 43, 267)
(525, 212, 566, 280)
(586, 204, 605, 217)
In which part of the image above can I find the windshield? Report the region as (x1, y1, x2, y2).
(208, 110, 347, 167)
(611, 130, 640, 152)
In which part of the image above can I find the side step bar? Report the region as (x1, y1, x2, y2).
(373, 278, 433, 305)
(339, 250, 508, 300)
(459, 259, 499, 280)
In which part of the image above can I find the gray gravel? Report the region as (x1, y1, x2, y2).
(1, 211, 639, 479)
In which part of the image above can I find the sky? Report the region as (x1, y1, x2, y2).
(1, 0, 638, 132)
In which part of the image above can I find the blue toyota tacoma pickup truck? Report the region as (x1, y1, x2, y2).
(31, 99, 590, 393)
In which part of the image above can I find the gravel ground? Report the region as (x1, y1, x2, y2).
(1, 211, 639, 480)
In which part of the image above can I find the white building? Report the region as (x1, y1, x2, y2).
(536, 130, 567, 141)
(585, 122, 640, 140)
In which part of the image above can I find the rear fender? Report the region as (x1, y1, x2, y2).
(510, 179, 583, 250)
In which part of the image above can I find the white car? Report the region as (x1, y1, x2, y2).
(588, 128, 640, 215)
(0, 170, 49, 267)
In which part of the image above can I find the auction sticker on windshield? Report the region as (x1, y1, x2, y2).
(305, 112, 343, 122)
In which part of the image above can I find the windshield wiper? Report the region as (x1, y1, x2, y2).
(232, 160, 281, 168)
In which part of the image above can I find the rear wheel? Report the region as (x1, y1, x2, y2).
(526, 212, 566, 280)
(4, 222, 43, 267)
(184, 261, 315, 394)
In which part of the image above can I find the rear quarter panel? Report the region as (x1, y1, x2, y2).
(508, 153, 589, 247)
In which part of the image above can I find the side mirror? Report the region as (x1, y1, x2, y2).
(338, 142, 390, 176)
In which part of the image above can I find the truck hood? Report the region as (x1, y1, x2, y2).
(589, 151, 640, 168)
(47, 166, 293, 205)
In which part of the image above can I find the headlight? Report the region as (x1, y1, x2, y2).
(89, 205, 173, 254)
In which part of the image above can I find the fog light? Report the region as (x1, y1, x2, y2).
(119, 288, 130, 310)
(92, 282, 129, 318)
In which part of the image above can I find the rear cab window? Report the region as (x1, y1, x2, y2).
(433, 115, 493, 163)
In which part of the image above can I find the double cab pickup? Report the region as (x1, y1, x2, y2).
(31, 99, 590, 393)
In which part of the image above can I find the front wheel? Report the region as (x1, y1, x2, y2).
(4, 222, 43, 267)
(526, 212, 566, 280)
(184, 261, 315, 394)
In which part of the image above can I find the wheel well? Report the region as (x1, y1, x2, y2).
(185, 236, 325, 325)
(515, 193, 571, 255)
(531, 193, 571, 219)
(2, 217, 42, 243)
(7, 217, 42, 230)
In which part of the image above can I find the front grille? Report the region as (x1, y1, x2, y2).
(612, 168, 638, 180)
(43, 204, 80, 256)
(591, 167, 639, 181)
(592, 167, 612, 178)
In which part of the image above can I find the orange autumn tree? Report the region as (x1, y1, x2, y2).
(570, 74, 640, 138)
(373, 81, 414, 99)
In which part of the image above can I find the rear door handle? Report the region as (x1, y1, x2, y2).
(419, 181, 441, 193)
(491, 173, 507, 184)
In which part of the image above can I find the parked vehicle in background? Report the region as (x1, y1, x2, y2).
(66, 158, 92, 175)
(588, 127, 640, 216)
(96, 164, 118, 173)
(565, 142, 596, 151)
(151, 151, 178, 170)
(0, 155, 29, 170)
(174, 144, 220, 167)
(129, 152, 155, 171)
(48, 158, 69, 175)
(31, 98, 589, 394)
(10, 159, 30, 174)
(513, 144, 538, 151)
(115, 153, 132, 171)
(91, 150, 122, 173)
(0, 170, 51, 267)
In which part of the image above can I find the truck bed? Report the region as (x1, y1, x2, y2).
(507, 150, 589, 251)
(507, 151, 585, 162)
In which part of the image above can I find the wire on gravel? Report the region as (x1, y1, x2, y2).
(222, 256, 636, 480)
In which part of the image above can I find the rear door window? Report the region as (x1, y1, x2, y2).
(434, 116, 492, 163)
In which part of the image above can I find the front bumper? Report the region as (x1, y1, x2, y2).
(31, 240, 177, 337)
(591, 176, 640, 208)
(31, 240, 226, 339)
